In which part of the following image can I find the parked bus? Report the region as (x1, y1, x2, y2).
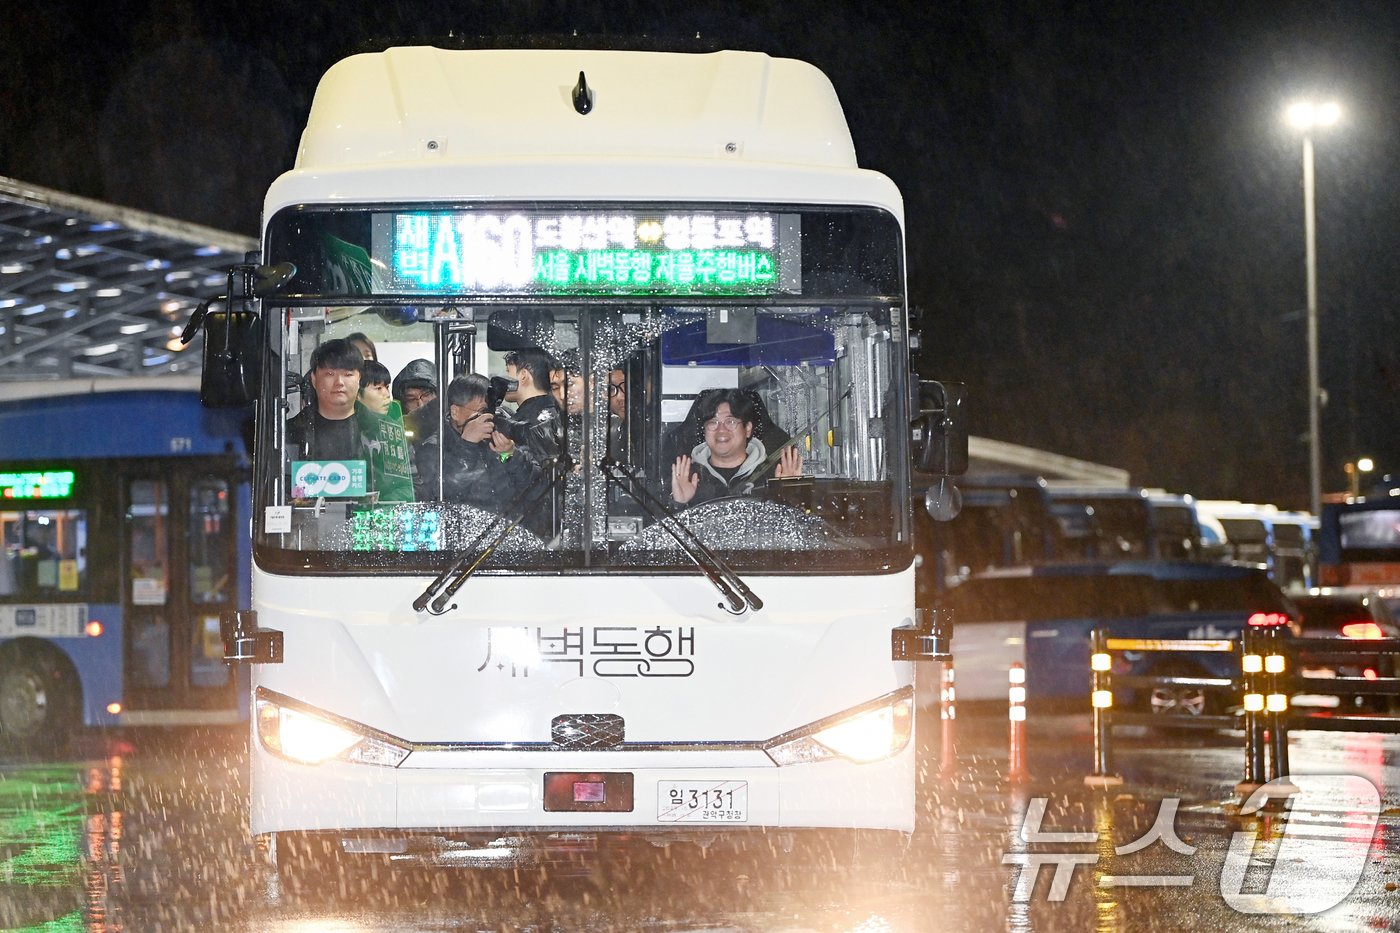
(1196, 500, 1317, 592)
(1271, 510, 1318, 591)
(1317, 484, 1400, 594)
(915, 474, 1055, 593)
(0, 379, 250, 750)
(188, 47, 964, 876)
(1046, 485, 1204, 562)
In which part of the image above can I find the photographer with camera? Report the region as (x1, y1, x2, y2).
(412, 373, 540, 513)
(501, 347, 563, 465)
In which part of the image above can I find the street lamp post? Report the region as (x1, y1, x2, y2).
(1286, 100, 1340, 516)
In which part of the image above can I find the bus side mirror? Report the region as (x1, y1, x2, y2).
(912, 380, 967, 522)
(912, 380, 968, 475)
(182, 260, 294, 408)
(199, 308, 261, 407)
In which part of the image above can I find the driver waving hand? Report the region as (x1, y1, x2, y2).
(671, 389, 802, 507)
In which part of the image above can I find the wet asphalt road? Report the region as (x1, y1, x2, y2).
(2, 707, 1398, 932)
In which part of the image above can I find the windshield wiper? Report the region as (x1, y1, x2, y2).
(598, 456, 762, 616)
(413, 453, 572, 615)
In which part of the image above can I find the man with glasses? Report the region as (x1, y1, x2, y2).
(670, 388, 803, 508)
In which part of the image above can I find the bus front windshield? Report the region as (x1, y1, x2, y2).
(254, 207, 911, 577)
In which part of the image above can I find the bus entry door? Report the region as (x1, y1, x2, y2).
(121, 469, 238, 720)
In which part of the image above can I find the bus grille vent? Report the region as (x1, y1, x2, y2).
(552, 713, 625, 749)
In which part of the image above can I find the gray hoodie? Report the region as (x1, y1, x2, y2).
(680, 438, 773, 506)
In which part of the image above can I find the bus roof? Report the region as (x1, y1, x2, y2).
(0, 380, 246, 460)
(296, 48, 858, 172)
(0, 376, 200, 404)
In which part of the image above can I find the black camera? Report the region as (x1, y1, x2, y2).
(485, 375, 518, 416)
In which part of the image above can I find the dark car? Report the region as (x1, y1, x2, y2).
(920, 560, 1298, 716)
(1292, 592, 1400, 710)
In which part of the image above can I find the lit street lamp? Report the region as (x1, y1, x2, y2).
(1286, 99, 1340, 516)
(1344, 456, 1374, 500)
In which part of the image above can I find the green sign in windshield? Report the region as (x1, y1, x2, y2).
(0, 470, 75, 500)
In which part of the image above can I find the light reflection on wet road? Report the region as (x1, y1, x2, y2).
(2, 711, 1398, 931)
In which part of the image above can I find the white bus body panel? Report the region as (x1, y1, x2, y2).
(248, 566, 917, 835)
(265, 46, 902, 224)
(296, 48, 857, 171)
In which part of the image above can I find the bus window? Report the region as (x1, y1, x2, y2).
(1153, 505, 1197, 560)
(1220, 518, 1270, 564)
(188, 479, 232, 604)
(0, 509, 86, 600)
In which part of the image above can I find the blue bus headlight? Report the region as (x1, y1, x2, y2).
(766, 694, 914, 765)
(256, 697, 410, 767)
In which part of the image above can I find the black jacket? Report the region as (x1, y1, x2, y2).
(504, 394, 563, 465)
(413, 417, 539, 513)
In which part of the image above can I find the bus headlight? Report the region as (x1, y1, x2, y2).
(256, 697, 410, 767)
(766, 693, 913, 766)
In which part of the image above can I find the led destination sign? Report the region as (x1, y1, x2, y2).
(1, 470, 75, 500)
(371, 210, 800, 297)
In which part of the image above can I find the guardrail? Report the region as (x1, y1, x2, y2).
(1084, 623, 1400, 799)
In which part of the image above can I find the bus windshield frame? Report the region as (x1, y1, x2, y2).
(252, 202, 912, 578)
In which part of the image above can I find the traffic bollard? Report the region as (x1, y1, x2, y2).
(939, 659, 957, 779)
(1238, 627, 1266, 794)
(1084, 628, 1123, 788)
(1007, 662, 1030, 783)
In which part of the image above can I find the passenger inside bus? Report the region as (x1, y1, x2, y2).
(550, 350, 586, 465)
(669, 388, 803, 508)
(412, 373, 540, 515)
(549, 350, 584, 418)
(345, 331, 378, 361)
(359, 360, 394, 416)
(392, 359, 437, 414)
(501, 347, 563, 465)
(392, 358, 440, 446)
(287, 339, 415, 502)
(285, 339, 369, 463)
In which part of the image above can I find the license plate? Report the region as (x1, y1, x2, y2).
(657, 781, 748, 823)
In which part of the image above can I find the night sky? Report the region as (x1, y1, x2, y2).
(3, 0, 1398, 509)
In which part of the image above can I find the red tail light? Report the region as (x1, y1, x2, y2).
(1341, 621, 1385, 640)
(1247, 612, 1291, 628)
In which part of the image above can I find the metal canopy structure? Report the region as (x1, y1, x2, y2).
(0, 175, 257, 382)
(967, 436, 1130, 485)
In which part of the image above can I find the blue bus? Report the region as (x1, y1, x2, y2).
(1318, 480, 1400, 593)
(917, 479, 1204, 595)
(0, 379, 250, 750)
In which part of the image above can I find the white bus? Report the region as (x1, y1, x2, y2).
(195, 46, 965, 878)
